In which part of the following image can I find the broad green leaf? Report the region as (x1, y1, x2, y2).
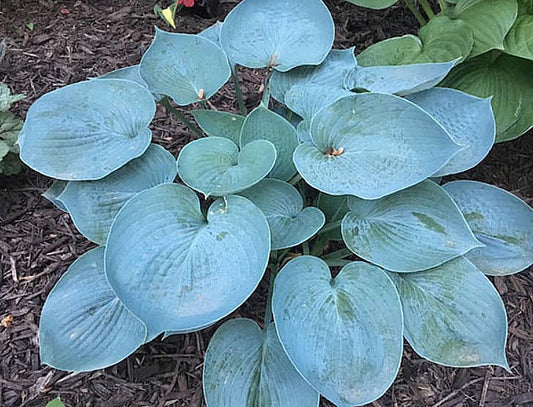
(316, 193, 349, 241)
(0, 110, 23, 151)
(240, 104, 298, 181)
(140, 29, 231, 106)
(357, 16, 474, 66)
(343, 0, 398, 9)
(239, 179, 325, 250)
(443, 180, 533, 276)
(42, 180, 68, 212)
(203, 319, 319, 407)
(177, 137, 276, 197)
(0, 152, 22, 176)
(272, 256, 403, 407)
(58, 144, 177, 245)
(346, 60, 457, 96)
(389, 257, 509, 369)
(293, 94, 460, 199)
(504, 0, 533, 61)
(406, 88, 495, 176)
(105, 184, 270, 337)
(0, 139, 8, 159)
(342, 180, 481, 272)
(45, 398, 65, 407)
(40, 247, 146, 372)
(220, 0, 334, 72)
(443, 52, 533, 142)
(448, 0, 518, 58)
(19, 79, 155, 181)
(191, 110, 244, 145)
(0, 83, 24, 111)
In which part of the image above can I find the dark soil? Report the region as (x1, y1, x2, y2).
(0, 1, 532, 406)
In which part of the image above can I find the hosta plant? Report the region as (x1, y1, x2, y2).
(21, 0, 533, 405)
(343, 0, 533, 142)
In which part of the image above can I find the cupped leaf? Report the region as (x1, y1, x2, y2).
(293, 94, 460, 199)
(316, 193, 349, 241)
(19, 79, 155, 181)
(443, 180, 533, 276)
(239, 179, 325, 250)
(203, 319, 319, 407)
(342, 180, 481, 272)
(192, 110, 245, 145)
(406, 88, 495, 176)
(296, 120, 312, 143)
(443, 52, 533, 142)
(220, 0, 334, 72)
(39, 247, 146, 372)
(272, 256, 403, 407)
(357, 15, 474, 66)
(177, 137, 276, 197)
(58, 144, 177, 245)
(343, 0, 398, 9)
(388, 257, 509, 369)
(42, 181, 68, 212)
(105, 184, 270, 337)
(283, 85, 353, 121)
(140, 29, 231, 106)
(199, 21, 223, 47)
(240, 104, 298, 181)
(346, 60, 457, 96)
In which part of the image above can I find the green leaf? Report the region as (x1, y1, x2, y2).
(177, 137, 276, 197)
(0, 140, 8, 160)
(389, 257, 509, 369)
(105, 184, 270, 338)
(203, 319, 319, 407)
(192, 110, 245, 145)
(0, 152, 23, 175)
(240, 104, 298, 181)
(504, 0, 533, 60)
(0, 83, 24, 112)
(343, 0, 398, 9)
(272, 256, 403, 407)
(239, 179, 325, 250)
(443, 52, 533, 142)
(0, 110, 23, 150)
(45, 398, 65, 407)
(342, 180, 481, 272)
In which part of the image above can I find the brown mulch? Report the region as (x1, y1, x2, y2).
(0, 1, 532, 406)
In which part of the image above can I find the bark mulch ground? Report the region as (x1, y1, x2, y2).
(0, 1, 532, 406)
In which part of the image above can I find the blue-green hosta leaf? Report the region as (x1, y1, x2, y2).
(220, 0, 334, 72)
(40, 247, 146, 372)
(58, 144, 177, 245)
(105, 184, 270, 337)
(345, 60, 457, 96)
(270, 48, 357, 104)
(316, 193, 349, 241)
(343, 0, 398, 9)
(203, 319, 319, 407)
(388, 257, 509, 369)
(240, 104, 298, 181)
(191, 110, 244, 145)
(19, 79, 155, 181)
(443, 52, 533, 142)
(443, 180, 533, 276)
(296, 120, 312, 143)
(283, 85, 353, 121)
(342, 180, 481, 272)
(239, 179, 325, 249)
(271, 105, 304, 129)
(42, 181, 68, 212)
(98, 65, 163, 102)
(293, 94, 460, 199)
(140, 29, 231, 106)
(272, 256, 403, 407)
(199, 21, 223, 47)
(357, 15, 474, 66)
(406, 88, 495, 176)
(177, 137, 276, 197)
(504, 0, 533, 60)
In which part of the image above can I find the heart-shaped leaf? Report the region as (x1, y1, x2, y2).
(240, 104, 298, 181)
(19, 79, 155, 181)
(443, 52, 533, 142)
(504, 0, 533, 60)
(203, 319, 319, 407)
(192, 110, 245, 145)
(343, 0, 398, 9)
(406, 88, 495, 176)
(140, 29, 231, 106)
(443, 180, 533, 276)
(316, 193, 349, 241)
(239, 179, 325, 249)
(42, 181, 68, 212)
(105, 184, 270, 337)
(272, 256, 403, 407)
(40, 247, 146, 372)
(342, 180, 481, 272)
(177, 137, 276, 197)
(58, 144, 177, 245)
(283, 85, 353, 121)
(220, 0, 334, 72)
(293, 94, 460, 199)
(388, 257, 509, 369)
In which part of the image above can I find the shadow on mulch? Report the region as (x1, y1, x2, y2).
(0, 0, 532, 406)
